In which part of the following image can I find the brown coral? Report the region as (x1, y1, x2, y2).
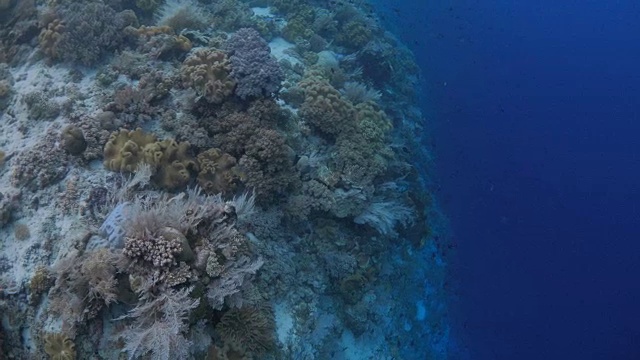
(44, 333, 76, 360)
(38, 18, 65, 60)
(103, 129, 198, 190)
(104, 128, 157, 173)
(181, 49, 235, 104)
(215, 306, 275, 356)
(197, 148, 245, 196)
(298, 75, 356, 137)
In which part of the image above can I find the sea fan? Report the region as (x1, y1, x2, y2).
(155, 0, 208, 32)
(342, 81, 382, 104)
(354, 199, 415, 236)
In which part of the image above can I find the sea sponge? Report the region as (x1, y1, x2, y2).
(196, 148, 245, 196)
(43, 333, 76, 360)
(181, 49, 235, 104)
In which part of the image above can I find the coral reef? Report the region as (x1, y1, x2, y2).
(0, 0, 448, 358)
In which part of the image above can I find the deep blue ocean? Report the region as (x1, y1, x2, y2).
(373, 0, 640, 359)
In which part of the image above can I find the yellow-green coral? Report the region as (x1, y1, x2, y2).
(355, 102, 392, 144)
(104, 128, 157, 172)
(44, 333, 76, 360)
(38, 19, 65, 60)
(103, 128, 198, 190)
(216, 306, 276, 356)
(196, 148, 245, 195)
(181, 49, 235, 104)
(337, 20, 374, 49)
(298, 75, 356, 136)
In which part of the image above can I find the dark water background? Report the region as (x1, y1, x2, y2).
(371, 0, 640, 359)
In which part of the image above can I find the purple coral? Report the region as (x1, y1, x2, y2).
(224, 28, 284, 99)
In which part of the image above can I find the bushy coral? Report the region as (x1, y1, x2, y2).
(224, 28, 284, 99)
(118, 286, 199, 360)
(21, 91, 60, 120)
(196, 148, 245, 196)
(48, 249, 126, 335)
(216, 306, 276, 356)
(336, 20, 374, 49)
(298, 75, 356, 137)
(181, 49, 235, 104)
(156, 0, 208, 32)
(49, 3, 138, 65)
(11, 129, 68, 189)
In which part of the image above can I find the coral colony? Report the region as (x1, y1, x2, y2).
(0, 0, 451, 359)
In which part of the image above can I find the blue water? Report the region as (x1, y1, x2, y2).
(374, 1, 640, 358)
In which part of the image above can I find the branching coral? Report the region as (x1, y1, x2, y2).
(118, 286, 199, 360)
(156, 0, 208, 32)
(224, 28, 284, 99)
(181, 49, 235, 104)
(196, 148, 245, 196)
(47, 3, 138, 65)
(11, 129, 68, 189)
(124, 228, 183, 268)
(298, 75, 356, 137)
(49, 249, 126, 335)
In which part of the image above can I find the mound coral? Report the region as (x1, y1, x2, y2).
(181, 49, 235, 104)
